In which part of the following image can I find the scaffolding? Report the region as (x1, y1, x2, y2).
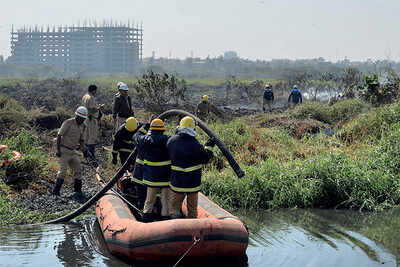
(9, 21, 143, 74)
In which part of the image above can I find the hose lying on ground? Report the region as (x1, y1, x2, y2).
(158, 109, 245, 178)
(44, 109, 243, 224)
(43, 148, 137, 224)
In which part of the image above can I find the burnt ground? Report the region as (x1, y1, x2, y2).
(9, 145, 110, 215)
(1, 128, 115, 217)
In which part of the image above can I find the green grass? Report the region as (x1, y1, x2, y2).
(200, 100, 400, 211)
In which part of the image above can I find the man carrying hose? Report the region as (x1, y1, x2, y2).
(167, 116, 215, 219)
(53, 106, 88, 203)
(136, 119, 171, 222)
(113, 82, 134, 135)
(111, 116, 149, 204)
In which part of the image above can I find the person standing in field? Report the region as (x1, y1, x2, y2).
(167, 116, 215, 219)
(196, 95, 211, 121)
(82, 84, 101, 160)
(262, 84, 274, 112)
(53, 106, 88, 203)
(288, 85, 303, 108)
(113, 82, 134, 135)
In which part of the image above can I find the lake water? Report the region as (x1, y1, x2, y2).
(0, 208, 399, 266)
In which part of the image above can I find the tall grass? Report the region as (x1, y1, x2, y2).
(201, 100, 400, 211)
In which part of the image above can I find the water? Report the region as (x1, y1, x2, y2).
(0, 209, 399, 266)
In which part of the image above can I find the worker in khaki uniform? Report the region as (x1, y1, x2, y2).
(196, 95, 211, 122)
(167, 116, 215, 219)
(136, 119, 171, 222)
(113, 82, 134, 135)
(82, 84, 101, 159)
(53, 106, 88, 203)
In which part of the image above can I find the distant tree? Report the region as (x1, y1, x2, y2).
(134, 71, 187, 113)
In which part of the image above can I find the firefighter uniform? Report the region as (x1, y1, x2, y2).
(132, 124, 150, 208)
(136, 119, 171, 221)
(167, 116, 214, 218)
(196, 100, 210, 121)
(57, 118, 86, 181)
(53, 106, 88, 199)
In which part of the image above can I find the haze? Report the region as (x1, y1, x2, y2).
(0, 0, 398, 61)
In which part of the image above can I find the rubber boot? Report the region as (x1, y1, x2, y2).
(52, 178, 64, 196)
(72, 179, 87, 204)
(142, 213, 154, 223)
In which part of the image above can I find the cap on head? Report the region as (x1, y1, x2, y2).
(88, 84, 97, 92)
(117, 81, 124, 89)
(75, 106, 88, 119)
(178, 116, 195, 129)
(119, 83, 129, 91)
(202, 95, 209, 101)
(125, 117, 138, 132)
(150, 119, 165, 131)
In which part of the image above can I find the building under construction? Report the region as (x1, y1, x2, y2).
(9, 22, 143, 74)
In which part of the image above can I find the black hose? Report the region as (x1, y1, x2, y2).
(158, 109, 245, 178)
(44, 148, 137, 224)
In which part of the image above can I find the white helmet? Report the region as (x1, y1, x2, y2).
(75, 106, 88, 119)
(293, 85, 298, 89)
(117, 81, 124, 89)
(119, 83, 129, 91)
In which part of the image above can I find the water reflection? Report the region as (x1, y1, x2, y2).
(240, 209, 399, 266)
(0, 209, 399, 266)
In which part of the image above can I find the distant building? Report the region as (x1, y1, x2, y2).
(8, 22, 143, 74)
(224, 51, 238, 59)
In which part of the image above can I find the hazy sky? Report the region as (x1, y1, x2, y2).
(0, 0, 399, 61)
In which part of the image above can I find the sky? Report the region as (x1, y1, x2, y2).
(0, 0, 399, 62)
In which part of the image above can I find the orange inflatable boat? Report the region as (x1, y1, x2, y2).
(95, 188, 249, 263)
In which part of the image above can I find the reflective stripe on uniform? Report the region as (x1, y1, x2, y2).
(142, 179, 169, 187)
(205, 146, 213, 151)
(144, 160, 171, 166)
(119, 148, 132, 153)
(169, 183, 202, 193)
(123, 140, 134, 144)
(131, 176, 143, 184)
(139, 127, 148, 134)
(171, 164, 202, 172)
(135, 158, 144, 165)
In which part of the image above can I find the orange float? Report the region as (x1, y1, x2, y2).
(95, 184, 249, 263)
(0, 145, 22, 167)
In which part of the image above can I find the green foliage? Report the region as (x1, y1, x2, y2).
(134, 71, 187, 113)
(0, 129, 48, 178)
(337, 102, 400, 143)
(360, 72, 399, 105)
(203, 148, 400, 211)
(293, 99, 369, 124)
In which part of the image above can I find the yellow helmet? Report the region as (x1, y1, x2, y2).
(125, 117, 138, 132)
(202, 95, 209, 101)
(150, 119, 165, 131)
(178, 116, 195, 129)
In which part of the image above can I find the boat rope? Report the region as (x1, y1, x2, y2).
(103, 224, 127, 236)
(172, 236, 200, 267)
